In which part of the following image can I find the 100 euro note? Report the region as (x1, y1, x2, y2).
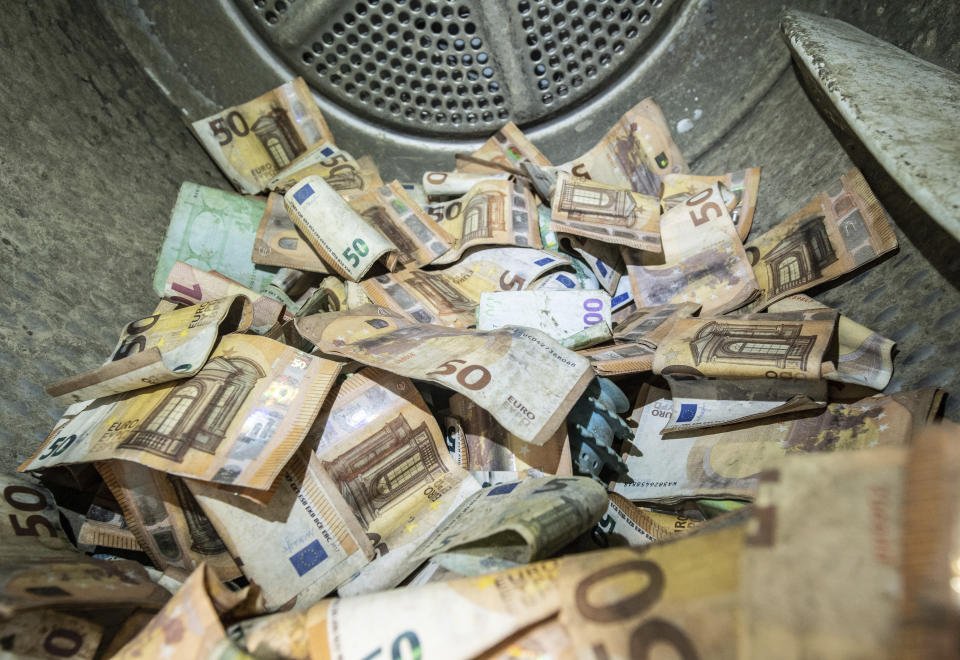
(46, 295, 252, 405)
(427, 179, 542, 265)
(192, 78, 334, 194)
(614, 384, 942, 503)
(308, 368, 479, 595)
(743, 168, 897, 311)
(296, 307, 595, 445)
(21, 335, 341, 490)
(153, 182, 280, 297)
(186, 448, 374, 611)
(476, 289, 612, 346)
(361, 247, 570, 327)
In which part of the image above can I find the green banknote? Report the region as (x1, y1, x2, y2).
(153, 182, 276, 297)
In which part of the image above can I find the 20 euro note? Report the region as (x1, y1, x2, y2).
(46, 296, 252, 406)
(192, 78, 334, 194)
(361, 247, 570, 327)
(295, 307, 594, 446)
(21, 335, 341, 490)
(284, 175, 397, 281)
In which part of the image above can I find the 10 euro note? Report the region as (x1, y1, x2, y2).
(46, 295, 252, 406)
(21, 334, 341, 490)
(192, 78, 334, 194)
(296, 307, 594, 445)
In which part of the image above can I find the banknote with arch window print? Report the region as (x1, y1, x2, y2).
(11, 72, 957, 660)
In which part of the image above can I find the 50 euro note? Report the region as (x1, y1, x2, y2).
(361, 247, 571, 327)
(445, 393, 572, 480)
(422, 170, 511, 197)
(560, 234, 624, 294)
(46, 296, 252, 406)
(163, 261, 286, 333)
(613, 384, 943, 503)
(743, 168, 897, 311)
(550, 171, 661, 251)
(186, 448, 374, 611)
(111, 564, 260, 660)
(458, 121, 552, 175)
(77, 482, 142, 552)
(625, 182, 759, 316)
(427, 179, 542, 265)
(97, 460, 242, 582)
(0, 610, 102, 660)
(652, 314, 837, 431)
(661, 167, 761, 241)
(0, 474, 170, 617)
(21, 334, 342, 490)
(192, 78, 334, 194)
(252, 192, 330, 273)
(348, 181, 455, 270)
(739, 447, 905, 660)
(266, 142, 383, 197)
(555, 97, 687, 196)
(476, 289, 612, 346)
(768, 293, 895, 390)
(295, 307, 595, 445)
(307, 368, 478, 595)
(284, 175, 397, 281)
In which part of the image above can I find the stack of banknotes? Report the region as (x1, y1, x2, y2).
(6, 77, 956, 659)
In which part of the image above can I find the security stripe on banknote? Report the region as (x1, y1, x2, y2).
(249, 362, 341, 486)
(284, 451, 360, 556)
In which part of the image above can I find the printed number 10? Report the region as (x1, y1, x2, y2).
(342, 238, 370, 268)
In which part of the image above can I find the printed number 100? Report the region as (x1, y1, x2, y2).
(582, 298, 604, 326)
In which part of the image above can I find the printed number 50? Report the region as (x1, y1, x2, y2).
(39, 434, 77, 460)
(426, 359, 492, 391)
(342, 238, 370, 268)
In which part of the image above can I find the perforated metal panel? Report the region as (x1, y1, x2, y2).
(236, 0, 678, 137)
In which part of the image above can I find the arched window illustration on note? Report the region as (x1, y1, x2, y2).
(322, 415, 448, 528)
(761, 215, 838, 295)
(688, 321, 816, 372)
(461, 193, 492, 243)
(557, 178, 638, 226)
(252, 105, 306, 170)
(324, 164, 363, 193)
(119, 356, 266, 463)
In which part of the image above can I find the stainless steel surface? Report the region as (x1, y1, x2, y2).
(1, 1, 958, 476)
